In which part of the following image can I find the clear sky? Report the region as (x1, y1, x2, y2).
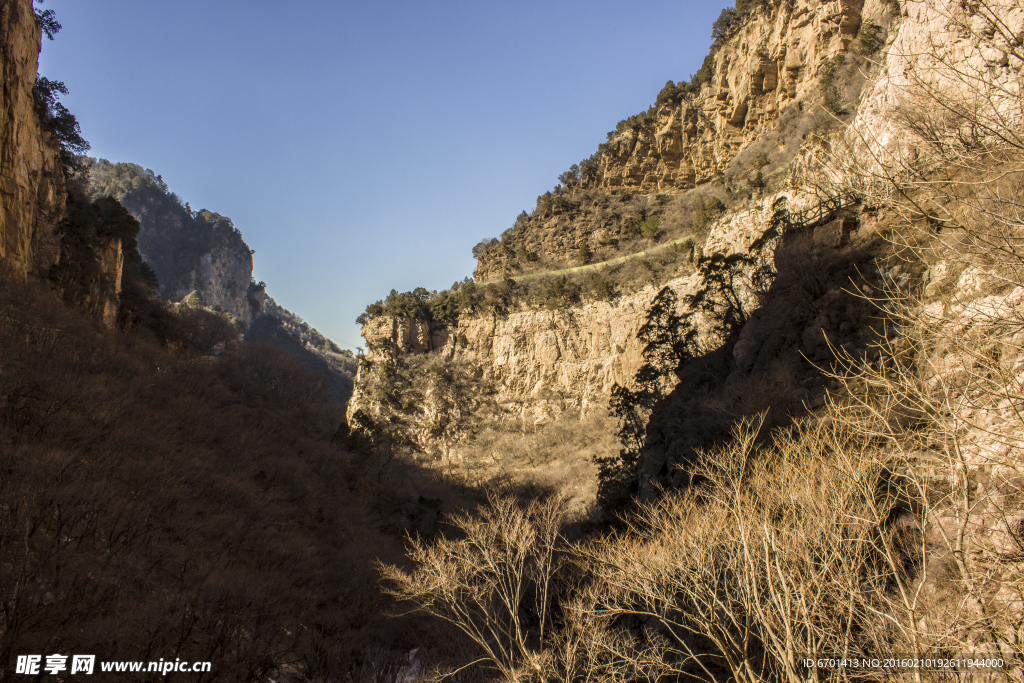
(38, 0, 732, 351)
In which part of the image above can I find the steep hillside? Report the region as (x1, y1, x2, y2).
(0, 252, 488, 680)
(248, 293, 358, 404)
(87, 159, 358, 402)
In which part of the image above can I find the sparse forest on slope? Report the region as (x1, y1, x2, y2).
(0, 266, 490, 679)
(470, 0, 893, 282)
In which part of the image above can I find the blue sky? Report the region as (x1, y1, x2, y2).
(38, 0, 732, 351)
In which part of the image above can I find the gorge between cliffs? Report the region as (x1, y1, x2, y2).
(1, 0, 1023, 680)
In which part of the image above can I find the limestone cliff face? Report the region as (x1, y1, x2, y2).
(354, 282, 662, 423)
(852, 0, 1024, 160)
(0, 0, 65, 278)
(70, 236, 123, 327)
(352, 0, 952, 457)
(600, 0, 894, 193)
(178, 234, 255, 327)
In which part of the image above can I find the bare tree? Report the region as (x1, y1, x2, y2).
(378, 494, 570, 682)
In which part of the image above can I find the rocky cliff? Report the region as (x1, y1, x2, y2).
(0, 0, 65, 278)
(351, 188, 880, 464)
(472, 0, 901, 283)
(598, 0, 895, 193)
(355, 278, 665, 425)
(88, 160, 259, 327)
(351, 0, 912, 460)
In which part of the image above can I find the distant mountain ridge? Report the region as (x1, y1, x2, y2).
(87, 159, 258, 325)
(87, 158, 358, 402)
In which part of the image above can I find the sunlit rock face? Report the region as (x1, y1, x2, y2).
(599, 0, 888, 194)
(0, 0, 65, 278)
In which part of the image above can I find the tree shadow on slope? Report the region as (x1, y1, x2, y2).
(601, 198, 899, 512)
(0, 269, 498, 681)
(246, 312, 356, 406)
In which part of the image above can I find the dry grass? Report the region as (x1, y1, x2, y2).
(446, 411, 615, 517)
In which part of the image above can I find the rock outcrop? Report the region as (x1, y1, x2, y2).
(355, 279, 667, 424)
(180, 231, 256, 327)
(0, 0, 65, 278)
(89, 237, 123, 327)
(88, 160, 259, 325)
(600, 0, 895, 193)
(852, 0, 1024, 162)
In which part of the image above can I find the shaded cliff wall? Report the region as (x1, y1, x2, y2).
(184, 229, 255, 327)
(88, 161, 258, 326)
(0, 0, 65, 278)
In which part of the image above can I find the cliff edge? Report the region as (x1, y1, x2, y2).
(0, 0, 65, 279)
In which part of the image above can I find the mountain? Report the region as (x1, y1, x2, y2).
(349, 0, 900, 491)
(4, 0, 1023, 676)
(85, 158, 358, 403)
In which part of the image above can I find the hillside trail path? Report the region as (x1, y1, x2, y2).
(477, 235, 696, 286)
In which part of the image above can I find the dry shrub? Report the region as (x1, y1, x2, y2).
(581, 417, 925, 682)
(378, 493, 570, 682)
(170, 304, 239, 354)
(378, 493, 666, 683)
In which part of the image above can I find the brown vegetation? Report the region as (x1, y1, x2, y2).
(380, 3, 1024, 681)
(0, 269, 489, 680)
